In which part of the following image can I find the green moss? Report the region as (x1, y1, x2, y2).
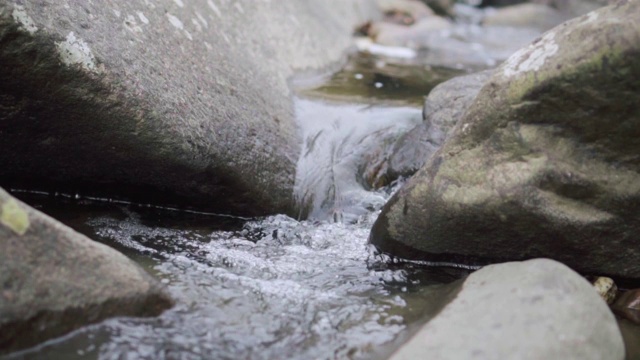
(1, 198, 30, 235)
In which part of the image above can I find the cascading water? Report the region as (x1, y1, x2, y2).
(4, 53, 469, 360)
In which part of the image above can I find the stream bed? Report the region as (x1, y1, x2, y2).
(5, 195, 467, 360)
(4, 53, 470, 360)
(5, 47, 640, 359)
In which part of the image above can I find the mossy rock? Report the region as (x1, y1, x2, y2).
(0, 188, 173, 354)
(371, 0, 640, 279)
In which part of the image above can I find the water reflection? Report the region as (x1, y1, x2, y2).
(296, 52, 465, 106)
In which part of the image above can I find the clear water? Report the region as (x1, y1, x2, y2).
(3, 52, 469, 359)
(5, 195, 465, 360)
(7, 43, 639, 360)
(293, 98, 422, 222)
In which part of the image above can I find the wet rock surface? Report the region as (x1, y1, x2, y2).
(371, 1, 640, 279)
(0, 188, 172, 354)
(390, 259, 625, 360)
(293, 98, 423, 222)
(613, 289, 640, 325)
(363, 70, 492, 188)
(0, 0, 378, 216)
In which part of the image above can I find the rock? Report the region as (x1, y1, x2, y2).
(612, 289, 640, 324)
(592, 277, 618, 305)
(367, 17, 540, 68)
(420, 0, 456, 17)
(533, 0, 613, 17)
(370, 1, 640, 279)
(483, 3, 568, 31)
(0, 187, 173, 354)
(421, 69, 493, 143)
(389, 259, 625, 360)
(452, 3, 486, 25)
(378, 0, 435, 24)
(479, 0, 528, 7)
(363, 70, 492, 188)
(469, 25, 542, 63)
(369, 16, 452, 47)
(0, 0, 379, 217)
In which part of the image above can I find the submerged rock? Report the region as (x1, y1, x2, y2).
(390, 259, 625, 360)
(0, 188, 173, 354)
(0, 0, 378, 216)
(370, 1, 640, 278)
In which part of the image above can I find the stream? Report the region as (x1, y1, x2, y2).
(5, 45, 640, 359)
(4, 52, 470, 360)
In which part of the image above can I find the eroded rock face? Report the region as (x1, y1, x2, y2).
(0, 0, 378, 216)
(390, 259, 625, 360)
(0, 188, 173, 354)
(370, 1, 640, 278)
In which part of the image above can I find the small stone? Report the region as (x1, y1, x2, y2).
(592, 277, 617, 304)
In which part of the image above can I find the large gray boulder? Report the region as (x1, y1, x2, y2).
(390, 259, 625, 360)
(0, 0, 378, 216)
(0, 188, 173, 354)
(370, 1, 640, 278)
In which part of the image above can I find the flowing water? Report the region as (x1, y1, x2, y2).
(3, 52, 470, 360)
(5, 195, 468, 360)
(6, 46, 640, 360)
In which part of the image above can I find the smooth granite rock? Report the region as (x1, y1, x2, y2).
(0, 0, 379, 216)
(0, 187, 173, 354)
(390, 259, 625, 360)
